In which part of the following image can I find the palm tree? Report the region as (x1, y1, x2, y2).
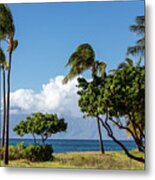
(0, 4, 8, 155)
(127, 16, 145, 56)
(0, 4, 18, 164)
(63, 43, 106, 154)
(0, 48, 7, 149)
(62, 44, 95, 84)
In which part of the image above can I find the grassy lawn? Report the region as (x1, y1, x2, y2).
(0, 151, 144, 170)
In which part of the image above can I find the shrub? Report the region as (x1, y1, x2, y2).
(24, 144, 53, 162)
(0, 143, 54, 162)
(9, 142, 25, 160)
(0, 142, 25, 160)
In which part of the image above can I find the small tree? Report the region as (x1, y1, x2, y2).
(13, 112, 67, 145)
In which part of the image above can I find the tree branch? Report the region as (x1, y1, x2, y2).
(109, 117, 145, 152)
(98, 115, 145, 163)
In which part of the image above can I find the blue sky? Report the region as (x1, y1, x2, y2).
(0, 1, 145, 139)
(7, 0, 144, 92)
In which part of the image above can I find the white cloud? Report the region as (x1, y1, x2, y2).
(10, 75, 82, 118)
(8, 75, 128, 140)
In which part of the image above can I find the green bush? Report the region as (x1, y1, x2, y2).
(24, 144, 53, 162)
(0, 142, 25, 160)
(9, 142, 25, 160)
(0, 143, 54, 162)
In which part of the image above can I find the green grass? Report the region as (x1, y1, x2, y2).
(0, 151, 144, 170)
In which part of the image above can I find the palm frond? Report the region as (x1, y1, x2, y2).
(127, 45, 144, 56)
(62, 66, 82, 84)
(65, 52, 80, 67)
(117, 62, 128, 69)
(0, 47, 6, 63)
(129, 16, 145, 35)
(136, 16, 145, 26)
(13, 39, 18, 51)
(127, 16, 145, 57)
(136, 56, 142, 67)
(136, 38, 145, 46)
(63, 43, 95, 84)
(130, 25, 145, 35)
(125, 57, 133, 66)
(0, 4, 15, 38)
(0, 47, 8, 69)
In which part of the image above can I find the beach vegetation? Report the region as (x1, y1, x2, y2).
(77, 59, 145, 163)
(0, 4, 18, 165)
(0, 151, 144, 170)
(24, 144, 53, 162)
(13, 112, 67, 145)
(63, 43, 106, 154)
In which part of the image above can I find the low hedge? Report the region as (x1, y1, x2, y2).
(0, 143, 53, 162)
(25, 144, 53, 161)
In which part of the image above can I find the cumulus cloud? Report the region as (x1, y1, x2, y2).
(7, 75, 128, 140)
(10, 75, 82, 118)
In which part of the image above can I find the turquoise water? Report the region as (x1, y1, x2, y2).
(7, 139, 136, 153)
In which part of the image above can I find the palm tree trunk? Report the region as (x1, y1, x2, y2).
(96, 117, 104, 154)
(1, 68, 6, 148)
(4, 49, 12, 165)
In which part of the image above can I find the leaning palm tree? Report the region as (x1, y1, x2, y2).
(62, 44, 95, 84)
(0, 4, 18, 164)
(0, 48, 7, 149)
(127, 16, 145, 56)
(63, 43, 106, 154)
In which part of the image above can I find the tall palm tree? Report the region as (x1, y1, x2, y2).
(0, 4, 17, 164)
(63, 43, 106, 154)
(0, 48, 7, 149)
(127, 16, 145, 56)
(0, 4, 8, 155)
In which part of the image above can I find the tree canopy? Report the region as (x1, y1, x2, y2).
(77, 60, 145, 163)
(14, 113, 67, 145)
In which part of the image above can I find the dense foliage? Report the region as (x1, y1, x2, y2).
(0, 143, 53, 162)
(0, 142, 25, 160)
(13, 113, 67, 145)
(77, 61, 145, 163)
(24, 144, 53, 162)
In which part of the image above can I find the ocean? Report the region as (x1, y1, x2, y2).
(7, 139, 136, 153)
